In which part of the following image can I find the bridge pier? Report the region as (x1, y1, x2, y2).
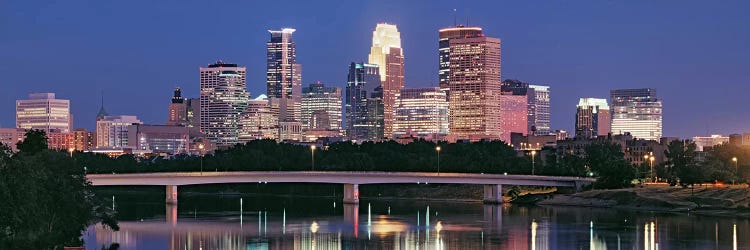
(574, 181, 586, 192)
(166, 185, 178, 204)
(343, 184, 359, 204)
(343, 204, 359, 237)
(483, 184, 503, 204)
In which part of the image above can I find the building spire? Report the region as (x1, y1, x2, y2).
(96, 91, 109, 120)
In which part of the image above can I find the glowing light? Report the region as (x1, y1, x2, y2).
(310, 221, 319, 233)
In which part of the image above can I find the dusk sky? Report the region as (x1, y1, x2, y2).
(1, 0, 748, 138)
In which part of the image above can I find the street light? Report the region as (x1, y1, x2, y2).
(733, 157, 738, 185)
(531, 150, 537, 175)
(435, 146, 441, 175)
(198, 144, 204, 175)
(68, 148, 74, 158)
(310, 145, 316, 171)
(649, 156, 655, 183)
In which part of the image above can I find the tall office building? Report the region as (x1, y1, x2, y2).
(610, 88, 663, 140)
(238, 95, 278, 142)
(16, 93, 72, 133)
(199, 61, 249, 147)
(499, 94, 528, 143)
(443, 26, 502, 141)
(96, 115, 142, 148)
(438, 26, 484, 98)
(392, 87, 449, 139)
(267, 28, 302, 121)
(575, 98, 610, 138)
(529, 85, 551, 135)
(167, 87, 189, 126)
(302, 81, 342, 131)
(345, 62, 383, 141)
(368, 23, 404, 139)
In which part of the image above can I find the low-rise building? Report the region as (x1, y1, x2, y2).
(127, 124, 189, 155)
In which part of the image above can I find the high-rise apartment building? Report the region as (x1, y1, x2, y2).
(443, 26, 502, 141)
(96, 115, 142, 148)
(610, 88, 663, 140)
(345, 62, 383, 141)
(438, 26, 484, 98)
(392, 87, 449, 139)
(238, 95, 278, 142)
(199, 61, 249, 147)
(302, 82, 342, 131)
(167, 87, 189, 126)
(73, 128, 96, 151)
(267, 28, 302, 126)
(575, 98, 610, 138)
(16, 93, 72, 133)
(499, 94, 528, 143)
(368, 23, 404, 139)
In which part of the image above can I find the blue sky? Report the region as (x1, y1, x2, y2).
(1, 0, 749, 138)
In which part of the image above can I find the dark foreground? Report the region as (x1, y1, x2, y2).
(84, 188, 750, 250)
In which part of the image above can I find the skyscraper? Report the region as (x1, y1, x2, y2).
(529, 85, 551, 135)
(368, 23, 404, 139)
(392, 87, 449, 139)
(443, 26, 502, 141)
(575, 98, 610, 138)
(167, 87, 189, 126)
(345, 62, 383, 141)
(302, 81, 342, 131)
(238, 95, 278, 142)
(199, 61, 249, 147)
(438, 26, 484, 98)
(16, 93, 72, 133)
(610, 88, 663, 140)
(267, 28, 302, 122)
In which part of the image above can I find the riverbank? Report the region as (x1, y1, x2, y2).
(536, 185, 750, 218)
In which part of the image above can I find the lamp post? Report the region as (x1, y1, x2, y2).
(310, 145, 316, 171)
(649, 156, 655, 183)
(531, 150, 537, 175)
(435, 146, 441, 175)
(733, 157, 738, 185)
(198, 144, 204, 175)
(68, 148, 74, 158)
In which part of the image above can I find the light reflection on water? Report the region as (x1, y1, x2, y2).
(84, 194, 750, 250)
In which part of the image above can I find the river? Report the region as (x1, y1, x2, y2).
(84, 191, 750, 249)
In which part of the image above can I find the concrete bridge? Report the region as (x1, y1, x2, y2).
(87, 171, 594, 205)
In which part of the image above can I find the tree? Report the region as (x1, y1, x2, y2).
(664, 140, 702, 187)
(585, 141, 635, 189)
(16, 129, 48, 155)
(0, 134, 118, 249)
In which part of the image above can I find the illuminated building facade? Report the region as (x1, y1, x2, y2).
(692, 134, 729, 151)
(444, 26, 502, 141)
(301, 82, 342, 131)
(368, 23, 404, 139)
(199, 61, 249, 147)
(0, 128, 24, 152)
(96, 115, 142, 148)
(575, 98, 610, 138)
(393, 87, 448, 139)
(529, 85, 551, 135)
(16, 93, 72, 133)
(267, 28, 302, 140)
(127, 124, 189, 154)
(345, 62, 383, 141)
(610, 88, 663, 140)
(499, 94, 528, 143)
(167, 87, 189, 126)
(238, 95, 278, 142)
(438, 26, 484, 98)
(73, 128, 96, 151)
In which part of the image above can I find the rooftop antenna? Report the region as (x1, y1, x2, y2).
(453, 9, 457, 27)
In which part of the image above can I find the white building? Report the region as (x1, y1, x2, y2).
(200, 61, 249, 147)
(16, 93, 72, 133)
(238, 95, 278, 142)
(393, 87, 449, 139)
(692, 134, 729, 151)
(96, 115, 142, 148)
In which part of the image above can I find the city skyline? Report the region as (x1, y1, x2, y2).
(2, 1, 749, 138)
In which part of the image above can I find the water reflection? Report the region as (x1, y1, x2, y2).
(85, 194, 750, 250)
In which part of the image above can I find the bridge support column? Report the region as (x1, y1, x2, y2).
(166, 185, 178, 204)
(574, 181, 586, 192)
(343, 184, 359, 204)
(483, 184, 503, 204)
